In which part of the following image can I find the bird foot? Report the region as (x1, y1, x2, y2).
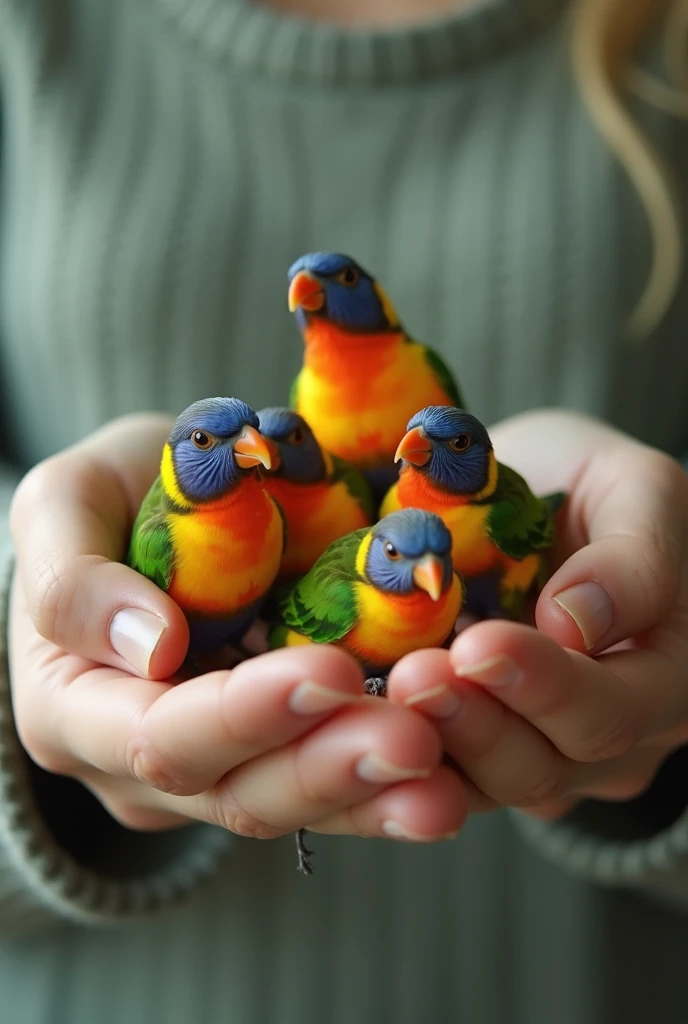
(364, 677, 388, 698)
(295, 828, 315, 875)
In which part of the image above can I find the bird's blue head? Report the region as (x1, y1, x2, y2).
(364, 509, 454, 601)
(167, 397, 273, 504)
(287, 252, 399, 335)
(256, 407, 326, 484)
(395, 407, 494, 496)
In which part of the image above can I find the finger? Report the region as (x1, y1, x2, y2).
(91, 758, 491, 833)
(173, 698, 443, 838)
(519, 799, 578, 821)
(135, 647, 367, 795)
(519, 739, 671, 824)
(80, 647, 367, 795)
(309, 765, 468, 840)
(388, 647, 571, 809)
(536, 448, 688, 654)
(10, 414, 189, 678)
(456, 617, 688, 747)
(30, 633, 368, 793)
(488, 410, 625, 496)
(448, 621, 645, 762)
(388, 646, 660, 816)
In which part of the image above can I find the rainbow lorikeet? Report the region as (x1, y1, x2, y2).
(128, 397, 284, 654)
(269, 509, 463, 676)
(380, 406, 565, 620)
(257, 407, 374, 579)
(287, 252, 465, 499)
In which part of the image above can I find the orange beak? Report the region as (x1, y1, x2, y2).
(262, 437, 281, 471)
(394, 426, 432, 466)
(233, 425, 273, 471)
(412, 555, 445, 602)
(288, 270, 325, 313)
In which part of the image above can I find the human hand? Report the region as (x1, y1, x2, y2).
(386, 409, 688, 820)
(8, 415, 466, 843)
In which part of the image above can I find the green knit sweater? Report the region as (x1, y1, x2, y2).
(1, 1, 688, 1022)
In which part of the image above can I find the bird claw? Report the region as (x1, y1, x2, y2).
(295, 828, 315, 875)
(363, 676, 388, 698)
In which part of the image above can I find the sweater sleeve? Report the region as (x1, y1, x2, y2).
(0, 466, 233, 935)
(510, 748, 688, 910)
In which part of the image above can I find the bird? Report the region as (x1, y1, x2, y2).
(381, 406, 565, 619)
(268, 508, 463, 676)
(287, 252, 466, 500)
(257, 407, 374, 579)
(127, 397, 284, 655)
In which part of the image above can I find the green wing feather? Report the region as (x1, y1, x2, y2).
(421, 345, 466, 408)
(277, 529, 367, 643)
(328, 454, 375, 520)
(288, 372, 301, 410)
(127, 476, 175, 591)
(486, 464, 559, 561)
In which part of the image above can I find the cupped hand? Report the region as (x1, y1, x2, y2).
(8, 415, 465, 843)
(387, 409, 688, 820)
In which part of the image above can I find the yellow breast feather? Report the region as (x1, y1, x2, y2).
(168, 502, 283, 615)
(348, 577, 462, 664)
(298, 344, 452, 463)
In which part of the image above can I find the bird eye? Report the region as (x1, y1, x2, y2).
(384, 541, 400, 561)
(191, 430, 214, 450)
(448, 433, 471, 453)
(336, 267, 360, 287)
(287, 427, 305, 445)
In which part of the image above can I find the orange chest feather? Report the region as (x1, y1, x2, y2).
(348, 577, 463, 669)
(392, 470, 500, 576)
(302, 322, 401, 382)
(297, 327, 453, 464)
(395, 468, 464, 511)
(263, 475, 369, 576)
(167, 478, 283, 613)
(263, 475, 330, 519)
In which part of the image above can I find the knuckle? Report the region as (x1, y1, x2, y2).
(28, 552, 108, 648)
(9, 462, 59, 537)
(635, 535, 678, 611)
(292, 759, 336, 808)
(206, 788, 286, 840)
(14, 712, 75, 776)
(123, 731, 192, 796)
(575, 707, 640, 763)
(217, 699, 270, 753)
(28, 554, 79, 643)
(342, 804, 379, 837)
(507, 754, 566, 808)
(22, 737, 74, 776)
(462, 704, 510, 761)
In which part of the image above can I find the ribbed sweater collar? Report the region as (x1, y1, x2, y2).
(152, 0, 569, 85)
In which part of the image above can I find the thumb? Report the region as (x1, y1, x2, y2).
(536, 450, 686, 654)
(10, 414, 189, 679)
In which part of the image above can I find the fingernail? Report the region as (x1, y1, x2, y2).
(553, 581, 613, 650)
(382, 820, 459, 842)
(109, 607, 167, 675)
(356, 753, 432, 784)
(404, 684, 461, 719)
(454, 654, 521, 687)
(289, 680, 359, 715)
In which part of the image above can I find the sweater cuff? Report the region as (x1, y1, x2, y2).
(0, 547, 233, 932)
(510, 746, 688, 909)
